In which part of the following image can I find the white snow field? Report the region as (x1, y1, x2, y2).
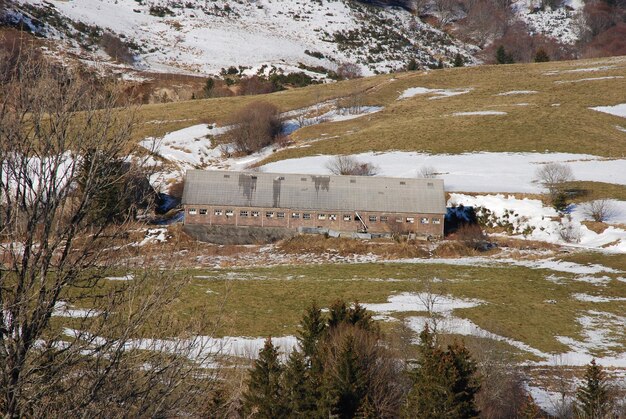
(448, 193, 626, 252)
(260, 152, 626, 193)
(18, 0, 474, 76)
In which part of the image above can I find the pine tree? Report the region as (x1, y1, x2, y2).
(298, 302, 326, 358)
(496, 46, 507, 64)
(242, 338, 287, 418)
(454, 53, 464, 67)
(346, 302, 375, 332)
(576, 359, 612, 419)
(446, 343, 480, 418)
(328, 300, 349, 329)
(204, 77, 215, 97)
(407, 58, 418, 71)
(283, 350, 317, 418)
(323, 335, 368, 419)
(534, 48, 550, 63)
(404, 327, 480, 419)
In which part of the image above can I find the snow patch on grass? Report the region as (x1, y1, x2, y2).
(398, 87, 472, 100)
(54, 302, 101, 318)
(496, 90, 537, 96)
(452, 111, 507, 116)
(555, 76, 624, 84)
(590, 103, 626, 119)
(572, 293, 626, 303)
(363, 292, 483, 315)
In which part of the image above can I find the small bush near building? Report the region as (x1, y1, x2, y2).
(228, 101, 283, 155)
(326, 155, 378, 176)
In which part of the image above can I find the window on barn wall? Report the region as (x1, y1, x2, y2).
(369, 215, 377, 222)
(252, 211, 259, 217)
(214, 209, 223, 216)
(266, 212, 274, 218)
(329, 214, 337, 221)
(292, 212, 300, 219)
(380, 216, 388, 222)
(188, 208, 197, 215)
(226, 210, 234, 217)
(199, 209, 207, 215)
(343, 214, 352, 221)
(318, 214, 326, 220)
(396, 217, 402, 223)
(240, 211, 249, 217)
(420, 217, 429, 224)
(303, 213, 311, 219)
(433, 218, 441, 224)
(277, 212, 285, 219)
(406, 217, 415, 223)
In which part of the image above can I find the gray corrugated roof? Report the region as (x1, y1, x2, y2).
(182, 170, 446, 214)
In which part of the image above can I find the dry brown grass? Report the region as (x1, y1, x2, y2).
(278, 235, 430, 259)
(128, 56, 626, 160)
(581, 220, 610, 234)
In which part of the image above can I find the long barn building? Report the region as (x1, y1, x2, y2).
(182, 170, 446, 236)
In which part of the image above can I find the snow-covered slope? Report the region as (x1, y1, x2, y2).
(11, 0, 477, 76)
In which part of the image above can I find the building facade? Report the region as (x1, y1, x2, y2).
(182, 170, 446, 236)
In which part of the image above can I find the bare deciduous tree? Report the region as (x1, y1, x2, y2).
(0, 51, 218, 416)
(535, 162, 574, 201)
(227, 101, 283, 155)
(558, 215, 581, 243)
(336, 62, 363, 80)
(326, 155, 379, 176)
(582, 199, 617, 222)
(418, 165, 438, 178)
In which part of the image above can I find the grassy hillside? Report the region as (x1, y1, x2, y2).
(133, 56, 626, 160)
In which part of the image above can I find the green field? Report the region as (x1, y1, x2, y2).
(115, 254, 625, 361)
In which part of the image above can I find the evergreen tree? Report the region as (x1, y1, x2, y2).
(329, 300, 350, 329)
(496, 46, 507, 64)
(323, 335, 368, 419)
(298, 302, 327, 358)
(242, 338, 287, 418)
(446, 343, 480, 418)
(576, 359, 612, 419)
(407, 58, 418, 71)
(204, 77, 215, 97)
(404, 326, 480, 419)
(437, 58, 444, 69)
(283, 350, 318, 418)
(496, 46, 514, 64)
(454, 53, 464, 67)
(534, 48, 550, 63)
(346, 302, 375, 332)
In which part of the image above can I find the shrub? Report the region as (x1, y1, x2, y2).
(418, 166, 438, 178)
(228, 101, 283, 155)
(326, 155, 379, 176)
(534, 48, 550, 62)
(336, 62, 362, 80)
(456, 223, 490, 251)
(582, 199, 617, 222)
(100, 32, 135, 64)
(535, 162, 574, 209)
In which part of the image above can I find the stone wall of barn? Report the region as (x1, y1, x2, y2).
(183, 205, 444, 236)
